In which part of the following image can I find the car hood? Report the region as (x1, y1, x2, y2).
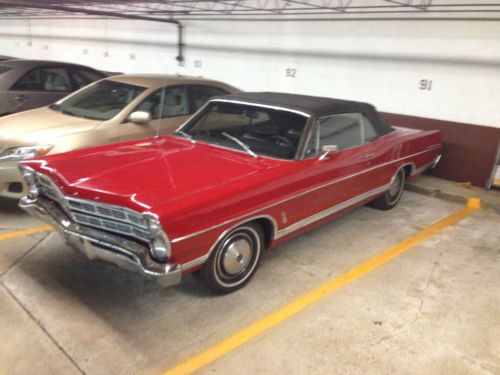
(25, 136, 285, 213)
(0, 106, 100, 147)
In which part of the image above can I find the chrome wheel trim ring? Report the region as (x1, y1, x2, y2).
(389, 173, 402, 196)
(387, 169, 404, 204)
(213, 226, 261, 288)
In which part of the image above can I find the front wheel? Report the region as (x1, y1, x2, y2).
(199, 223, 263, 294)
(370, 168, 405, 210)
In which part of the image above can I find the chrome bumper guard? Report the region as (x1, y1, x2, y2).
(19, 196, 182, 287)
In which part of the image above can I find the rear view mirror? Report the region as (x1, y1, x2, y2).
(319, 145, 339, 160)
(128, 111, 151, 124)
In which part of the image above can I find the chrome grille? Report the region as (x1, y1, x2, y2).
(34, 172, 151, 243)
(35, 173, 63, 203)
(71, 212, 151, 242)
(66, 198, 146, 226)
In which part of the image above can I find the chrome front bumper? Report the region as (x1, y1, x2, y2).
(19, 196, 182, 287)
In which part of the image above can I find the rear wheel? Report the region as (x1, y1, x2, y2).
(199, 223, 263, 294)
(370, 168, 405, 210)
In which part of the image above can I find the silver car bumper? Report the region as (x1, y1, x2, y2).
(19, 196, 182, 287)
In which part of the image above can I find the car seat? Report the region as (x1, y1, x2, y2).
(154, 91, 187, 118)
(44, 72, 69, 91)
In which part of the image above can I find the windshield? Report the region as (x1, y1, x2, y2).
(54, 80, 146, 120)
(179, 101, 308, 160)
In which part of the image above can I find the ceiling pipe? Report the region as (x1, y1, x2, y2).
(0, 0, 185, 64)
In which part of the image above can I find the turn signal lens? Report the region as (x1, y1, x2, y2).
(0, 145, 54, 162)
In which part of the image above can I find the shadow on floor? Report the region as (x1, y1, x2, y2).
(0, 197, 23, 213)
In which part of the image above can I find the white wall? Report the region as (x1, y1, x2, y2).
(1, 17, 499, 127)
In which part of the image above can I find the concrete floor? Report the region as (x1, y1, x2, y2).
(0, 190, 499, 375)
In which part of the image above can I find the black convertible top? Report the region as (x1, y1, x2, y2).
(214, 92, 393, 135)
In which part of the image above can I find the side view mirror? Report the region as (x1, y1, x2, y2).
(128, 111, 151, 124)
(319, 145, 339, 160)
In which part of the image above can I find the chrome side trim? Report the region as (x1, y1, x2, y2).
(431, 154, 442, 169)
(413, 153, 441, 176)
(274, 184, 389, 239)
(181, 184, 388, 271)
(426, 144, 441, 151)
(210, 99, 312, 118)
(172, 147, 439, 244)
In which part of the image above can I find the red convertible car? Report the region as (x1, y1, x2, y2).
(19, 92, 441, 294)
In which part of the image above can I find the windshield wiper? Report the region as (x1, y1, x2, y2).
(49, 103, 77, 117)
(222, 132, 257, 158)
(175, 130, 196, 143)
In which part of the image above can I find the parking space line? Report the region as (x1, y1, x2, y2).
(0, 225, 52, 241)
(162, 197, 481, 375)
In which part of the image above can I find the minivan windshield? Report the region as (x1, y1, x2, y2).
(53, 80, 146, 120)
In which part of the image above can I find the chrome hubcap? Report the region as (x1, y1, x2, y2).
(222, 237, 252, 276)
(389, 173, 402, 196)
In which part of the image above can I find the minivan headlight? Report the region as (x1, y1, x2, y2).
(0, 145, 54, 162)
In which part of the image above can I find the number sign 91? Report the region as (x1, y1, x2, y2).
(420, 79, 432, 91)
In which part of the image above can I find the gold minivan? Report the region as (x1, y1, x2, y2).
(0, 74, 238, 198)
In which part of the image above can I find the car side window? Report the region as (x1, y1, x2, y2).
(69, 68, 104, 89)
(191, 86, 229, 112)
(11, 67, 70, 92)
(363, 115, 379, 142)
(135, 86, 189, 119)
(305, 113, 363, 157)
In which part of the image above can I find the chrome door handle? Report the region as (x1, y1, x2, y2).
(360, 152, 374, 160)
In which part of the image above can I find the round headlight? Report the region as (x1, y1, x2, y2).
(151, 237, 169, 262)
(148, 219, 161, 235)
(143, 212, 171, 262)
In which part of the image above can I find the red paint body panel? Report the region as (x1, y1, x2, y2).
(23, 126, 441, 269)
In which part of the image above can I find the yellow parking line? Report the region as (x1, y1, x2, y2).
(163, 197, 481, 375)
(0, 225, 52, 241)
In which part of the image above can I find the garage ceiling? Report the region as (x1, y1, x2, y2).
(0, 0, 499, 22)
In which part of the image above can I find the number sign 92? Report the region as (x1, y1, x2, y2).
(286, 68, 296, 78)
